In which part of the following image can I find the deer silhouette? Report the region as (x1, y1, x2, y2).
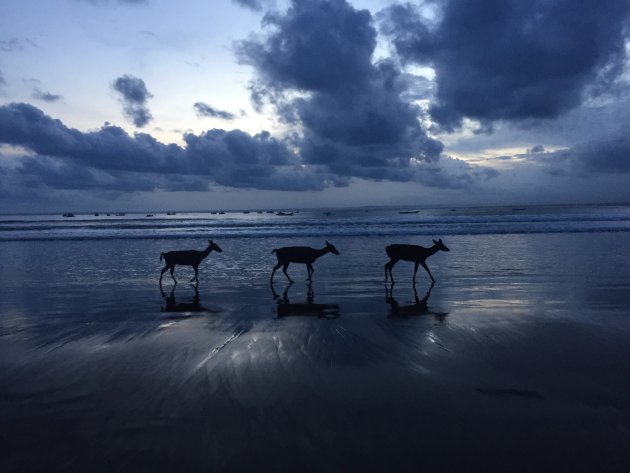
(271, 240, 340, 283)
(159, 239, 222, 285)
(384, 238, 449, 284)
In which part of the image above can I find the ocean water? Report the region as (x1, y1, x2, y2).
(2, 203, 630, 242)
(1, 204, 630, 472)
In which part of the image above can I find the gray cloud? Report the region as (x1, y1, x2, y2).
(194, 102, 237, 120)
(80, 0, 149, 5)
(0, 70, 5, 86)
(0, 38, 24, 52)
(232, 0, 267, 11)
(0, 103, 330, 192)
(544, 134, 630, 175)
(112, 74, 153, 128)
(32, 89, 62, 103)
(237, 0, 459, 186)
(380, 0, 630, 130)
(8, 156, 207, 193)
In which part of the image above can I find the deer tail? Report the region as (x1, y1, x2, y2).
(160, 252, 164, 261)
(271, 249, 277, 254)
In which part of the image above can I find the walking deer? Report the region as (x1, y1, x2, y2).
(159, 239, 222, 285)
(384, 239, 450, 284)
(271, 240, 340, 283)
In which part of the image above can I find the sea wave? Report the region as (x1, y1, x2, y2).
(1, 206, 629, 241)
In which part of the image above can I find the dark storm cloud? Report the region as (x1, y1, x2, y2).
(380, 0, 630, 130)
(10, 156, 207, 193)
(183, 129, 332, 190)
(0, 103, 328, 192)
(112, 74, 153, 128)
(237, 0, 457, 186)
(32, 89, 62, 103)
(193, 102, 237, 120)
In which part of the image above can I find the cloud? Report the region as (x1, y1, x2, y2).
(112, 74, 153, 128)
(32, 89, 62, 103)
(237, 0, 457, 186)
(193, 102, 237, 120)
(0, 103, 329, 192)
(0, 38, 24, 52)
(380, 0, 630, 130)
(0, 70, 5, 86)
(543, 133, 630, 175)
(80, 0, 149, 5)
(232, 0, 268, 11)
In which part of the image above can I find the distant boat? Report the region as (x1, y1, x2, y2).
(62, 212, 75, 217)
(243, 211, 250, 214)
(399, 210, 420, 214)
(219, 211, 225, 215)
(276, 211, 293, 216)
(166, 212, 176, 215)
(94, 213, 99, 216)
(115, 212, 125, 216)
(146, 214, 154, 217)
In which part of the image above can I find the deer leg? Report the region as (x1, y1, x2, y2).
(385, 259, 398, 283)
(421, 261, 435, 283)
(306, 263, 314, 281)
(160, 266, 169, 284)
(271, 262, 282, 282)
(191, 266, 199, 283)
(169, 266, 177, 284)
(282, 263, 293, 283)
(413, 262, 420, 285)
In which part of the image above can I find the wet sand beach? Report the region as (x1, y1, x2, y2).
(1, 232, 630, 472)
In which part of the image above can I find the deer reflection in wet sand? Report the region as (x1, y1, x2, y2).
(385, 282, 448, 322)
(161, 285, 220, 316)
(272, 283, 340, 319)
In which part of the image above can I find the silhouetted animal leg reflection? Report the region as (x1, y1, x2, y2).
(160, 285, 216, 315)
(385, 282, 447, 322)
(273, 282, 340, 319)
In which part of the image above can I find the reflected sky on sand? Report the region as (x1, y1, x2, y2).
(2, 233, 630, 471)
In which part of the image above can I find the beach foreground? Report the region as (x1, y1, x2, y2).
(1, 232, 630, 472)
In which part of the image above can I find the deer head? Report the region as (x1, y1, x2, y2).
(432, 238, 450, 252)
(325, 240, 340, 255)
(208, 239, 223, 252)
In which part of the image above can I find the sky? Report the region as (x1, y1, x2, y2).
(1, 0, 630, 212)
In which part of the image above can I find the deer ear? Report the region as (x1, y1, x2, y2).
(325, 240, 330, 245)
(433, 239, 438, 244)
